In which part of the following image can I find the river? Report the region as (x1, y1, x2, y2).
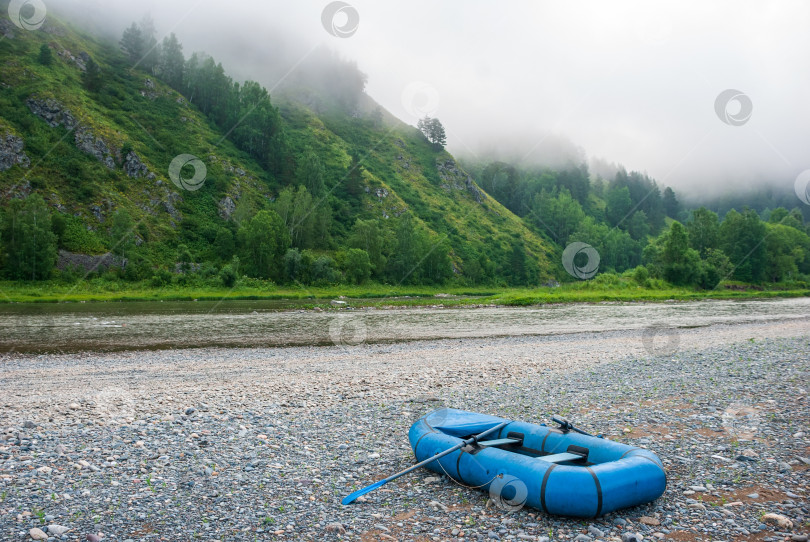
(0, 296, 808, 354)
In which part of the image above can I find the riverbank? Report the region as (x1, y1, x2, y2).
(0, 279, 808, 307)
(0, 319, 807, 541)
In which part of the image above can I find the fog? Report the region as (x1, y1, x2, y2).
(48, 0, 810, 199)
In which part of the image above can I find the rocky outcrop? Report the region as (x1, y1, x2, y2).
(0, 19, 15, 39)
(218, 196, 236, 220)
(27, 98, 116, 169)
(0, 133, 30, 171)
(56, 48, 87, 71)
(74, 126, 115, 169)
(141, 78, 158, 100)
(148, 180, 184, 224)
(164, 192, 183, 223)
(123, 151, 149, 178)
(436, 158, 485, 204)
(57, 250, 126, 273)
(26, 98, 77, 129)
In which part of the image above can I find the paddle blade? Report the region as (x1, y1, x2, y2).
(341, 479, 387, 505)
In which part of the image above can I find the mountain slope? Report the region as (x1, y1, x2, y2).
(0, 7, 556, 285)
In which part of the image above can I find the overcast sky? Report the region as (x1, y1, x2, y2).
(51, 0, 810, 199)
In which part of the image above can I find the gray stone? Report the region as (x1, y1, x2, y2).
(0, 133, 30, 171)
(46, 525, 69, 536)
(588, 525, 605, 538)
(324, 523, 345, 534)
(123, 151, 149, 178)
(436, 157, 486, 203)
(26, 98, 78, 130)
(218, 196, 236, 220)
(57, 250, 126, 273)
(74, 126, 115, 169)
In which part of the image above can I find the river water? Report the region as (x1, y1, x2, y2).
(0, 297, 808, 354)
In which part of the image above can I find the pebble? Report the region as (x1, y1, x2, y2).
(0, 327, 806, 541)
(28, 528, 47, 540)
(47, 525, 70, 536)
(324, 523, 345, 534)
(761, 513, 793, 529)
(588, 525, 605, 537)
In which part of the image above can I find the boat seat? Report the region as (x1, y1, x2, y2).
(537, 445, 589, 463)
(477, 438, 522, 448)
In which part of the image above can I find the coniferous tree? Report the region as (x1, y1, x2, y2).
(157, 33, 185, 89)
(120, 23, 145, 65)
(82, 57, 103, 91)
(37, 44, 52, 66)
(0, 195, 57, 281)
(417, 116, 447, 149)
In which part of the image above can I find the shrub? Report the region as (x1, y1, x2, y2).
(219, 264, 237, 287)
(149, 268, 172, 287)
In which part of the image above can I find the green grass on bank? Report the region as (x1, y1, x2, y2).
(0, 277, 807, 307)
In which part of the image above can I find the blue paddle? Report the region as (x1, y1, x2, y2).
(341, 420, 510, 505)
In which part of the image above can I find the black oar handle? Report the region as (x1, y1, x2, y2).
(552, 416, 594, 437)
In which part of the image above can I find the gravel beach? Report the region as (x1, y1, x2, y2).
(0, 317, 808, 541)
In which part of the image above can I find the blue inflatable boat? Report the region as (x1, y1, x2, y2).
(408, 409, 666, 517)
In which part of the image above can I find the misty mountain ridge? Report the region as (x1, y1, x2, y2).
(0, 5, 557, 284)
(1, 3, 808, 290)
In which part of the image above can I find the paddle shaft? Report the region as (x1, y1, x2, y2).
(341, 420, 510, 504)
(382, 420, 510, 483)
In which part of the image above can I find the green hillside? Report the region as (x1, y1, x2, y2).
(0, 7, 556, 288)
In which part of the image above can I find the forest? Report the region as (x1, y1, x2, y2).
(1, 16, 809, 294)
